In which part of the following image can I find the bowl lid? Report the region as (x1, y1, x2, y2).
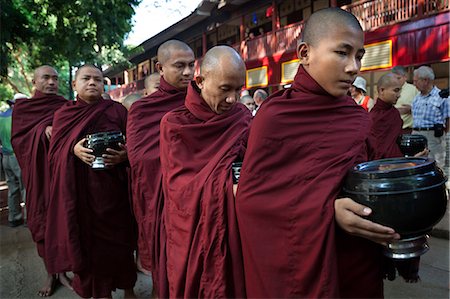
(352, 157, 432, 177)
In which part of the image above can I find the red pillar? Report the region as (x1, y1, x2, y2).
(240, 15, 245, 42)
(202, 32, 207, 56)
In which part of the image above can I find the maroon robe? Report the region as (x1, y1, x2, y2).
(45, 97, 136, 298)
(236, 66, 384, 298)
(11, 90, 67, 258)
(126, 77, 185, 296)
(160, 82, 251, 298)
(370, 98, 403, 159)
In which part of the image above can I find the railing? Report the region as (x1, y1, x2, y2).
(274, 22, 304, 54)
(241, 0, 448, 60)
(342, 0, 449, 31)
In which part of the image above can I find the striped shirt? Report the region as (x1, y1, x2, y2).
(412, 86, 449, 128)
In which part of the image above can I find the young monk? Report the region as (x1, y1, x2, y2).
(370, 73, 404, 158)
(144, 72, 161, 96)
(11, 65, 71, 297)
(160, 45, 251, 298)
(236, 8, 400, 298)
(45, 65, 137, 298)
(126, 40, 195, 297)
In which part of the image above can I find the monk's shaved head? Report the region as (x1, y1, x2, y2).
(75, 64, 102, 80)
(144, 72, 161, 95)
(33, 65, 59, 94)
(157, 40, 194, 64)
(196, 46, 246, 114)
(377, 73, 400, 92)
(301, 8, 362, 47)
(200, 46, 245, 76)
(122, 93, 142, 110)
(34, 65, 58, 79)
(377, 72, 402, 104)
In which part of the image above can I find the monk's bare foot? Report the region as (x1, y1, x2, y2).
(124, 288, 136, 299)
(57, 272, 73, 291)
(37, 274, 56, 297)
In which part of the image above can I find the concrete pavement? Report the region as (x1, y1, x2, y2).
(0, 222, 448, 298)
(0, 182, 448, 298)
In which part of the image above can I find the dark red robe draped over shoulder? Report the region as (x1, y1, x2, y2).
(45, 97, 136, 298)
(236, 66, 384, 298)
(370, 99, 404, 159)
(11, 90, 67, 257)
(160, 82, 251, 298)
(126, 77, 186, 296)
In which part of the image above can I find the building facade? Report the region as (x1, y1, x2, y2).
(104, 0, 449, 100)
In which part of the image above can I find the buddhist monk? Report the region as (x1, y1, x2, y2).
(236, 8, 400, 298)
(160, 45, 250, 298)
(369, 74, 427, 283)
(144, 72, 161, 96)
(45, 65, 137, 298)
(126, 40, 195, 297)
(239, 94, 256, 112)
(122, 93, 142, 111)
(370, 73, 405, 159)
(11, 65, 71, 297)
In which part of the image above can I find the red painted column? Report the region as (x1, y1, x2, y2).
(202, 32, 207, 56)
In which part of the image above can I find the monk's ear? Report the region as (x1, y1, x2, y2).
(72, 80, 77, 90)
(297, 42, 310, 65)
(155, 62, 163, 75)
(195, 75, 205, 89)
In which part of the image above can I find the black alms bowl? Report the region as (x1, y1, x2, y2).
(85, 131, 124, 156)
(397, 134, 428, 157)
(343, 157, 447, 238)
(84, 131, 125, 169)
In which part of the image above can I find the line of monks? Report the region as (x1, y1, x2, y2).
(11, 7, 421, 299)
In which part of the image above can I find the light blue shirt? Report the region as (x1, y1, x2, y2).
(412, 86, 449, 128)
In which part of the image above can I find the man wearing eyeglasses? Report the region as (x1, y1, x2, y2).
(412, 65, 449, 169)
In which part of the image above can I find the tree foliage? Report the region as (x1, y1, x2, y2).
(1, 0, 140, 99)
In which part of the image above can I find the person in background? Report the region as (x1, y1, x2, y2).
(350, 76, 375, 111)
(392, 66, 419, 134)
(0, 93, 26, 228)
(144, 72, 161, 96)
(253, 88, 268, 114)
(239, 94, 256, 113)
(122, 93, 142, 111)
(411, 65, 448, 169)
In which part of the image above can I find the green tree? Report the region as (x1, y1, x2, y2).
(1, 0, 141, 100)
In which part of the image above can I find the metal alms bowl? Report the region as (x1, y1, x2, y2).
(84, 131, 125, 169)
(343, 157, 447, 259)
(397, 134, 428, 157)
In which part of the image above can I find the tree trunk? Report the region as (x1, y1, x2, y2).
(69, 63, 74, 100)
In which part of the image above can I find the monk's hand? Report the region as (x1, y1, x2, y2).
(233, 184, 238, 198)
(397, 104, 411, 115)
(334, 197, 400, 245)
(413, 148, 429, 157)
(73, 138, 94, 166)
(45, 126, 53, 140)
(103, 143, 127, 167)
